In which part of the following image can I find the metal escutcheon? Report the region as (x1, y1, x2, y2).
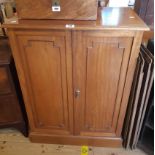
(75, 89, 80, 98)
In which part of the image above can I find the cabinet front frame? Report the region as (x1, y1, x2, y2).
(7, 28, 143, 146)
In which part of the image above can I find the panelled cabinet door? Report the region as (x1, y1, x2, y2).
(73, 31, 133, 137)
(15, 31, 73, 135)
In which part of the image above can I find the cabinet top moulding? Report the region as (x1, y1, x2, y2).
(3, 7, 149, 31)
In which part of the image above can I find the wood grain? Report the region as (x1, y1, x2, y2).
(0, 38, 11, 64)
(15, 0, 98, 20)
(10, 30, 73, 135)
(3, 8, 149, 31)
(5, 7, 149, 147)
(116, 31, 144, 136)
(7, 29, 144, 146)
(73, 31, 133, 137)
(0, 129, 147, 155)
(0, 67, 11, 94)
(0, 38, 27, 136)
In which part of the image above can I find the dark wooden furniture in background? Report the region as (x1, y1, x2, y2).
(15, 0, 98, 20)
(0, 37, 27, 136)
(134, 0, 154, 30)
(123, 41, 154, 152)
(135, 0, 154, 49)
(3, 7, 149, 147)
(138, 39, 154, 155)
(0, 8, 6, 36)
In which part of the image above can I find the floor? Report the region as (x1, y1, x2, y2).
(0, 129, 147, 155)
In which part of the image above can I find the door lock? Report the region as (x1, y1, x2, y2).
(52, 0, 61, 12)
(75, 89, 80, 98)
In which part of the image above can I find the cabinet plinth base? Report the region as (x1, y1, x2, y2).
(29, 132, 122, 147)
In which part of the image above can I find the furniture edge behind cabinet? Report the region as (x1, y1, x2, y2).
(0, 38, 27, 136)
(5, 8, 148, 147)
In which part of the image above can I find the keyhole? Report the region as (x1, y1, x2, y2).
(53, 0, 60, 6)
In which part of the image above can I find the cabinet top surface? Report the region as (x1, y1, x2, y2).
(3, 7, 149, 31)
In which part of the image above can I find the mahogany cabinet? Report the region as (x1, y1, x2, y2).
(3, 8, 149, 147)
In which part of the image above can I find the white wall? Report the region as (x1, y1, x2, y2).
(108, 0, 130, 7)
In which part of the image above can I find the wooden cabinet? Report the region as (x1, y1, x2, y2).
(4, 7, 149, 147)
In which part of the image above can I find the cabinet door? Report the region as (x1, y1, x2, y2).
(15, 31, 73, 135)
(73, 31, 133, 137)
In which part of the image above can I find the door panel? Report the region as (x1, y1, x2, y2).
(16, 31, 73, 135)
(73, 31, 133, 137)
